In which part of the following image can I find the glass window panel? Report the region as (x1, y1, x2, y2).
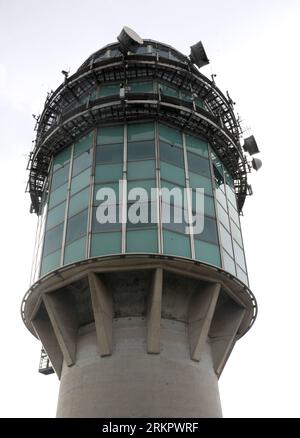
(222, 250, 236, 276)
(128, 179, 156, 197)
(187, 152, 210, 178)
(127, 160, 155, 180)
(217, 202, 230, 230)
(227, 186, 237, 209)
(231, 220, 243, 247)
(128, 81, 153, 93)
(49, 183, 68, 209)
(159, 124, 182, 147)
(43, 223, 64, 256)
(228, 202, 240, 226)
(64, 236, 86, 264)
(216, 187, 227, 211)
(136, 46, 148, 54)
(66, 209, 88, 244)
(99, 83, 120, 98)
(162, 203, 189, 234)
(233, 240, 246, 271)
(68, 187, 89, 217)
(92, 206, 121, 232)
(169, 51, 181, 62)
(95, 163, 122, 182)
(160, 142, 184, 167)
(224, 166, 235, 190)
(127, 202, 157, 229)
(128, 140, 155, 161)
(236, 265, 249, 286)
(53, 148, 71, 172)
(74, 132, 93, 157)
(94, 182, 120, 203)
(160, 162, 185, 185)
(70, 168, 91, 195)
(91, 231, 122, 256)
(163, 230, 191, 258)
(96, 144, 123, 163)
(219, 224, 233, 256)
(195, 98, 204, 108)
(189, 172, 213, 196)
(186, 135, 208, 157)
(51, 163, 70, 191)
(126, 229, 158, 253)
(161, 180, 186, 206)
(128, 122, 154, 142)
(158, 48, 170, 59)
(194, 240, 221, 267)
(72, 149, 92, 176)
(194, 216, 218, 244)
(97, 125, 124, 145)
(159, 83, 179, 98)
(192, 191, 215, 217)
(40, 249, 61, 276)
(46, 201, 66, 230)
(180, 91, 193, 103)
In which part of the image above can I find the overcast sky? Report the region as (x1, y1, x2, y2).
(0, 0, 299, 418)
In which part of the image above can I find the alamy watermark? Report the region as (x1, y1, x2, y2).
(96, 180, 205, 235)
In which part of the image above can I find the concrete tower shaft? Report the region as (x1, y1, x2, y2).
(23, 256, 255, 417)
(23, 28, 259, 417)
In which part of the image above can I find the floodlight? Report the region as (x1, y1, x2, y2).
(243, 135, 260, 155)
(190, 41, 209, 68)
(117, 26, 143, 55)
(252, 158, 262, 171)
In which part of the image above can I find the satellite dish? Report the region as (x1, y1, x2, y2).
(252, 158, 262, 171)
(243, 135, 260, 155)
(117, 26, 143, 55)
(190, 41, 209, 68)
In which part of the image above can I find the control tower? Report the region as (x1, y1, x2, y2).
(22, 27, 260, 418)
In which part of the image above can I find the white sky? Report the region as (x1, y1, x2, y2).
(0, 0, 299, 418)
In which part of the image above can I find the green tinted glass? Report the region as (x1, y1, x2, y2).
(128, 179, 156, 197)
(94, 182, 120, 203)
(128, 122, 154, 141)
(46, 201, 66, 230)
(51, 163, 70, 191)
(74, 132, 93, 156)
(159, 83, 178, 98)
(53, 147, 71, 172)
(91, 232, 122, 256)
(43, 223, 64, 256)
(64, 237, 87, 264)
(70, 168, 91, 195)
(186, 135, 208, 157)
(97, 125, 123, 145)
(49, 183, 68, 209)
(159, 124, 182, 146)
(160, 162, 185, 185)
(99, 83, 120, 97)
(189, 172, 213, 196)
(66, 209, 88, 244)
(127, 160, 155, 180)
(163, 230, 191, 258)
(194, 240, 221, 267)
(192, 191, 215, 217)
(129, 81, 153, 93)
(126, 229, 158, 253)
(95, 163, 123, 182)
(40, 249, 61, 276)
(68, 187, 89, 217)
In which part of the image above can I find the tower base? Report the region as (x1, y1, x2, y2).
(21, 255, 257, 418)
